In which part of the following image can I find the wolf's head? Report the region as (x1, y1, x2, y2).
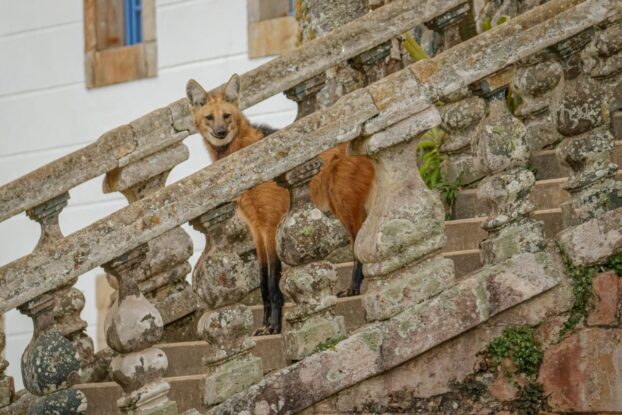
(186, 74, 242, 152)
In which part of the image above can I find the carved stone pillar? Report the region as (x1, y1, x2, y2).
(104, 246, 177, 415)
(351, 107, 457, 322)
(511, 50, 563, 151)
(190, 202, 262, 407)
(276, 160, 348, 361)
(581, 17, 622, 104)
(25, 193, 95, 375)
(426, 3, 471, 52)
(104, 144, 196, 341)
(474, 70, 545, 265)
(0, 319, 14, 409)
(192, 202, 259, 308)
(552, 30, 622, 228)
(19, 294, 87, 414)
(440, 88, 488, 185)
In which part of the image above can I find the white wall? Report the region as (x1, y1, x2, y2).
(0, 0, 296, 389)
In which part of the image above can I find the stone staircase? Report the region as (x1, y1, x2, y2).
(75, 142, 622, 414)
(1, 0, 621, 414)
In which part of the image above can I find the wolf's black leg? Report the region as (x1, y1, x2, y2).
(268, 258, 284, 334)
(337, 260, 364, 297)
(253, 265, 271, 336)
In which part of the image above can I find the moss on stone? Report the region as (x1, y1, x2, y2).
(313, 334, 347, 353)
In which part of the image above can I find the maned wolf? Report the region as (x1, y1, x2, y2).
(187, 74, 374, 335)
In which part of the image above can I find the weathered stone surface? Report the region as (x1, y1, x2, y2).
(477, 167, 547, 265)
(192, 202, 258, 310)
(3, 0, 613, 316)
(539, 328, 622, 412)
(28, 388, 87, 415)
(104, 246, 176, 414)
(473, 96, 529, 176)
(204, 354, 263, 406)
(208, 251, 560, 415)
(281, 263, 346, 361)
(557, 205, 622, 266)
(587, 270, 621, 326)
(512, 51, 564, 151)
(276, 162, 350, 266)
(354, 137, 446, 278)
(363, 255, 456, 322)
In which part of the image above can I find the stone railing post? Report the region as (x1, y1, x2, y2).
(440, 88, 488, 186)
(473, 70, 546, 265)
(190, 202, 262, 407)
(426, 2, 471, 52)
(0, 319, 13, 409)
(552, 29, 622, 228)
(18, 293, 86, 414)
(276, 160, 349, 361)
(103, 245, 177, 415)
(24, 193, 96, 375)
(192, 202, 259, 308)
(351, 106, 457, 322)
(104, 142, 196, 341)
(511, 50, 563, 151)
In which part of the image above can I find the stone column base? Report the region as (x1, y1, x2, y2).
(284, 314, 346, 361)
(204, 354, 263, 406)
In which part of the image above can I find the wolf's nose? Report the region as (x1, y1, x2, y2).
(214, 128, 228, 139)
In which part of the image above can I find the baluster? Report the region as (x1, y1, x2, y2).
(439, 88, 488, 186)
(276, 160, 349, 361)
(0, 319, 13, 409)
(19, 294, 86, 414)
(25, 193, 96, 374)
(511, 50, 563, 151)
(426, 2, 471, 52)
(190, 202, 263, 406)
(104, 142, 196, 341)
(103, 245, 177, 415)
(351, 105, 456, 322)
(474, 70, 547, 264)
(552, 29, 622, 228)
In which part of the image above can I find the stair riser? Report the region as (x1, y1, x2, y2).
(453, 170, 622, 220)
(444, 209, 562, 252)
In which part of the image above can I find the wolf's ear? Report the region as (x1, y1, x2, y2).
(223, 74, 240, 105)
(186, 79, 208, 107)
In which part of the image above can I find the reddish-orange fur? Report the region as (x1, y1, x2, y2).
(312, 144, 375, 242)
(187, 74, 374, 331)
(190, 93, 290, 265)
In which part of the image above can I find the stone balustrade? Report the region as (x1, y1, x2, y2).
(0, 1, 619, 414)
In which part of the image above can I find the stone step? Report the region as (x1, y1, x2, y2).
(529, 140, 621, 181)
(445, 207, 562, 252)
(452, 169, 622, 220)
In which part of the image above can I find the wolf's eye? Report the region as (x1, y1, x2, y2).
(224, 113, 231, 120)
(206, 115, 214, 121)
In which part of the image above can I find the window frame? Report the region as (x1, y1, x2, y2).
(83, 0, 157, 89)
(247, 0, 298, 59)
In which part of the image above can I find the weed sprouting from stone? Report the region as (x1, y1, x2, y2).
(486, 326, 543, 379)
(512, 382, 550, 415)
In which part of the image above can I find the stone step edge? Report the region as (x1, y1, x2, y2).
(452, 161, 621, 219)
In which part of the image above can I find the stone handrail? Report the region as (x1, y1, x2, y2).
(0, 0, 469, 223)
(1, 0, 615, 315)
